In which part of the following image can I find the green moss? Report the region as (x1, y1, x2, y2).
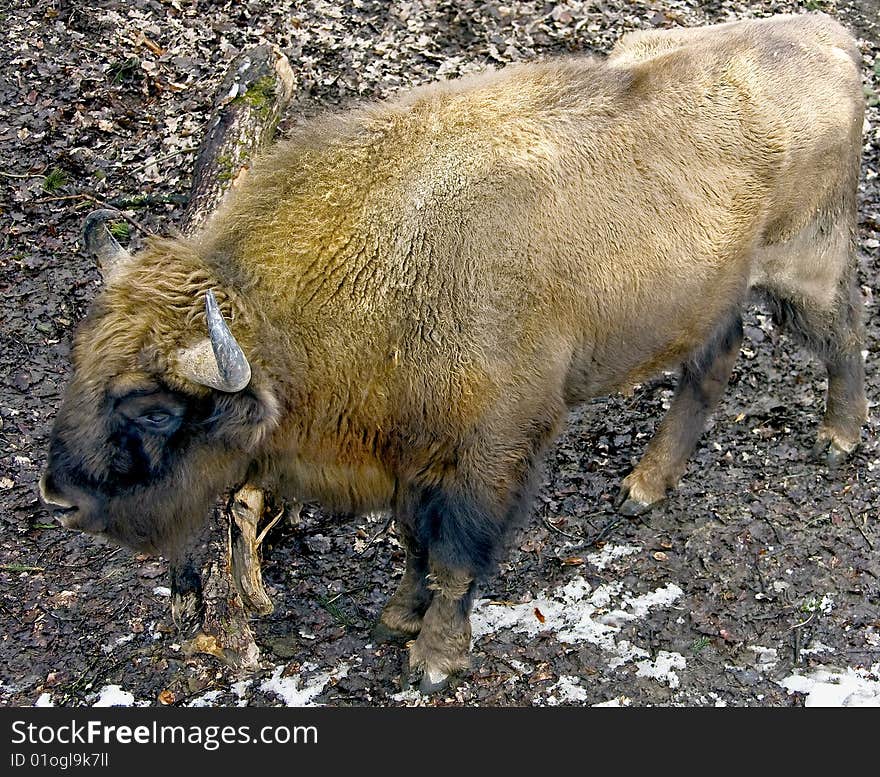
(233, 75, 277, 121)
(216, 153, 236, 183)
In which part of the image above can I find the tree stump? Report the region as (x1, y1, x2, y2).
(168, 44, 298, 669)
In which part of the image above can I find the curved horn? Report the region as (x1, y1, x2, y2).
(177, 290, 251, 392)
(82, 209, 131, 279)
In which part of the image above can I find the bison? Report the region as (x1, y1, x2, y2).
(41, 13, 867, 692)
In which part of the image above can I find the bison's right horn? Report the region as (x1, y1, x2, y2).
(82, 209, 132, 280)
(177, 290, 252, 393)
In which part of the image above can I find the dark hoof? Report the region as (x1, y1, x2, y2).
(401, 656, 453, 695)
(372, 621, 416, 645)
(615, 484, 656, 516)
(618, 497, 653, 516)
(811, 437, 853, 469)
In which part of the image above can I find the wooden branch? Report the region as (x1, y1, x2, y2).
(180, 44, 295, 234)
(230, 488, 301, 615)
(168, 45, 296, 669)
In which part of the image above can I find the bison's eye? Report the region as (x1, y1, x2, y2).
(135, 410, 183, 435)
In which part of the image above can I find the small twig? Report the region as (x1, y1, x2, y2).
(128, 147, 196, 175)
(0, 169, 45, 179)
(0, 564, 44, 572)
(760, 516, 782, 545)
(324, 585, 369, 606)
(107, 193, 189, 209)
(32, 193, 88, 203)
(789, 611, 816, 631)
(255, 507, 285, 547)
(849, 507, 874, 550)
(543, 517, 582, 541)
(582, 514, 624, 548)
(356, 512, 395, 556)
(32, 192, 152, 238)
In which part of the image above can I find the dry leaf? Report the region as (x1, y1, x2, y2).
(534, 607, 546, 624)
(183, 632, 224, 659)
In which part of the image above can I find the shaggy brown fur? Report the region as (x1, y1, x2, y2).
(42, 13, 867, 691)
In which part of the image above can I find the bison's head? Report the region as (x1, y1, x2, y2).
(39, 211, 279, 555)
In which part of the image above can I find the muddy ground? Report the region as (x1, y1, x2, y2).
(1, 0, 879, 708)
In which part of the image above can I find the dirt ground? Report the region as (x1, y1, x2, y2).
(1, 0, 879, 708)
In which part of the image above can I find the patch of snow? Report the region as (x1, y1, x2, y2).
(92, 685, 135, 707)
(260, 663, 348, 707)
(103, 633, 136, 653)
(34, 692, 54, 707)
(780, 664, 880, 707)
(231, 679, 252, 707)
(187, 690, 222, 707)
(472, 576, 684, 681)
(391, 688, 426, 706)
(606, 640, 650, 670)
(800, 642, 834, 657)
(545, 675, 589, 706)
(505, 658, 532, 675)
(635, 651, 686, 688)
(153, 586, 171, 597)
(593, 696, 632, 707)
(598, 583, 684, 626)
(585, 544, 641, 571)
(803, 593, 835, 614)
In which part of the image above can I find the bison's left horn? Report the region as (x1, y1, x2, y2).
(177, 290, 252, 393)
(82, 209, 132, 279)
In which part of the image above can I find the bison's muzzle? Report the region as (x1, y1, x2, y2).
(38, 471, 106, 534)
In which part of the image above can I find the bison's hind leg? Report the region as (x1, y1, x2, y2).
(617, 310, 744, 515)
(762, 282, 867, 466)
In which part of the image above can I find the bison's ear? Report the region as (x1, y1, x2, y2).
(82, 210, 133, 281)
(176, 290, 252, 392)
(208, 384, 280, 451)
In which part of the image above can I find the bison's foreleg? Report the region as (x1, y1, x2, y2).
(404, 564, 476, 694)
(374, 522, 431, 643)
(398, 484, 510, 694)
(618, 311, 744, 515)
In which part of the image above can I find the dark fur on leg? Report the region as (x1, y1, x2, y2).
(761, 282, 867, 462)
(618, 310, 744, 514)
(404, 564, 476, 694)
(399, 468, 543, 693)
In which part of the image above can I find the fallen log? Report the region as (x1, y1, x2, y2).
(167, 44, 298, 669)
